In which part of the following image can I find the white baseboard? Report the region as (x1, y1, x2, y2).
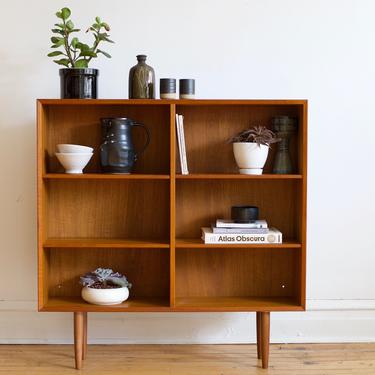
(307, 299, 375, 311)
(0, 299, 374, 344)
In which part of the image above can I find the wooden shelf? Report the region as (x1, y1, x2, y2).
(43, 173, 170, 180)
(175, 238, 301, 248)
(40, 296, 302, 312)
(44, 173, 301, 180)
(43, 238, 169, 248)
(176, 174, 302, 180)
(44, 238, 300, 249)
(41, 296, 171, 312)
(175, 296, 303, 312)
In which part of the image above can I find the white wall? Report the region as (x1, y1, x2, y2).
(1, 0, 375, 343)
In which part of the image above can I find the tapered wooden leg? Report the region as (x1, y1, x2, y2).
(256, 312, 262, 359)
(261, 312, 270, 369)
(82, 312, 87, 360)
(74, 312, 84, 370)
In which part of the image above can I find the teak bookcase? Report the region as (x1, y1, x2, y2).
(37, 99, 307, 370)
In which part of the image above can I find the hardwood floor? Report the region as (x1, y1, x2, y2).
(0, 343, 374, 374)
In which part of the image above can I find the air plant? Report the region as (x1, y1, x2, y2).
(48, 7, 114, 68)
(80, 268, 132, 289)
(228, 126, 280, 146)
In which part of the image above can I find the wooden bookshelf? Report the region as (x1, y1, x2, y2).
(37, 99, 307, 369)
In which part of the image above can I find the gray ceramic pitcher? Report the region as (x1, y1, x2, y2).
(100, 118, 150, 173)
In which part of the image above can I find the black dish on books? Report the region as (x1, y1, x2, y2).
(231, 206, 259, 223)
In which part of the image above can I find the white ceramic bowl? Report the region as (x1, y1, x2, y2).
(81, 286, 129, 305)
(57, 144, 94, 153)
(55, 152, 93, 174)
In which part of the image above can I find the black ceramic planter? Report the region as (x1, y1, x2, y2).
(59, 68, 99, 99)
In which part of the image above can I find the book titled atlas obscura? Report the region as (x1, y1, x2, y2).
(201, 227, 282, 244)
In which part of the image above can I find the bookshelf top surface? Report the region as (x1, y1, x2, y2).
(37, 99, 308, 106)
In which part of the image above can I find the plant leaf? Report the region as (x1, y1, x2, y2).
(76, 42, 90, 51)
(74, 59, 88, 68)
(66, 20, 74, 30)
(51, 28, 64, 35)
(53, 58, 70, 67)
(79, 50, 97, 57)
(50, 37, 64, 47)
(98, 32, 109, 39)
(54, 23, 64, 28)
(107, 276, 131, 288)
(97, 49, 111, 58)
(95, 16, 101, 24)
(71, 37, 79, 49)
(47, 51, 64, 57)
(80, 272, 97, 287)
(61, 7, 71, 20)
(51, 36, 62, 43)
(102, 22, 110, 31)
(55, 11, 63, 19)
(53, 40, 65, 47)
(87, 26, 98, 33)
(98, 33, 114, 43)
(94, 268, 113, 280)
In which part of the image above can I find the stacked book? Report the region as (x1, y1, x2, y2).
(202, 219, 282, 244)
(175, 114, 189, 174)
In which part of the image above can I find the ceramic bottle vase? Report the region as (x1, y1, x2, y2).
(272, 116, 297, 174)
(128, 55, 155, 99)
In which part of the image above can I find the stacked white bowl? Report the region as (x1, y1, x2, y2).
(56, 144, 94, 174)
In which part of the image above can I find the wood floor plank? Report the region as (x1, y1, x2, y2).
(0, 344, 374, 374)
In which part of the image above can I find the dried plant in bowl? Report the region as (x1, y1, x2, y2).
(228, 126, 280, 175)
(80, 268, 132, 305)
(228, 126, 280, 146)
(80, 268, 132, 289)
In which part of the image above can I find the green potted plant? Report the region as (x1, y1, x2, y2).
(228, 126, 280, 175)
(48, 7, 114, 99)
(80, 268, 132, 305)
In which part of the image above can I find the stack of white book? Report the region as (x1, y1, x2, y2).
(202, 219, 282, 244)
(175, 114, 188, 174)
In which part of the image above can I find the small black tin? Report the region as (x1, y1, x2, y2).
(231, 206, 259, 223)
(179, 79, 195, 98)
(160, 78, 177, 99)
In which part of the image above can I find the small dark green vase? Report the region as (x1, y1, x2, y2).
(128, 55, 155, 99)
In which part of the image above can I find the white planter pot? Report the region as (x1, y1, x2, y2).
(81, 286, 129, 305)
(233, 142, 269, 175)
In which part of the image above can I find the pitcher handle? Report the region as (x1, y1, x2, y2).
(133, 122, 150, 160)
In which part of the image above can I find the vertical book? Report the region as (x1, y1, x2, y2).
(176, 114, 189, 174)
